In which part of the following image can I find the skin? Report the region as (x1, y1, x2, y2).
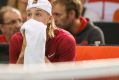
(17, 7, 51, 64)
(27, 7, 51, 24)
(52, 3, 81, 34)
(52, 3, 72, 30)
(2, 11, 22, 42)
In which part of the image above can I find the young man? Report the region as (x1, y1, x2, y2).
(52, 0, 105, 45)
(0, 6, 22, 43)
(9, 0, 76, 64)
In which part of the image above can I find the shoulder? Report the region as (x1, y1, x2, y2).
(91, 25, 104, 35)
(54, 28, 76, 43)
(0, 34, 5, 38)
(12, 32, 22, 39)
(0, 34, 5, 39)
(86, 22, 103, 33)
(87, 22, 105, 39)
(10, 32, 23, 42)
(0, 34, 6, 42)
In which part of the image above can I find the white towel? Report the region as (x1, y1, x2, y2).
(20, 19, 46, 64)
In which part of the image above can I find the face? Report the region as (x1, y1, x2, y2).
(27, 7, 50, 25)
(2, 11, 22, 36)
(52, 3, 74, 30)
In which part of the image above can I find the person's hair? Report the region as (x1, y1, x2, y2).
(0, 6, 21, 24)
(52, 0, 82, 19)
(36, 9, 55, 39)
(46, 14, 55, 39)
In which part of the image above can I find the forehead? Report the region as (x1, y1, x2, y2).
(53, 3, 66, 13)
(4, 11, 21, 19)
(3, 12, 21, 23)
(27, 8, 45, 13)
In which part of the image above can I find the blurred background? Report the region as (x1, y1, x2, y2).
(0, 0, 119, 80)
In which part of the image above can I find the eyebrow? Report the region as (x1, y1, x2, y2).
(27, 9, 42, 12)
(36, 9, 42, 12)
(27, 10, 30, 12)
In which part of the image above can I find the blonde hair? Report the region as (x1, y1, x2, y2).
(46, 17, 56, 39)
(0, 6, 21, 24)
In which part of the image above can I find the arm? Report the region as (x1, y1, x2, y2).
(9, 32, 49, 64)
(16, 32, 26, 64)
(88, 27, 105, 45)
(45, 57, 50, 63)
(16, 32, 49, 64)
(9, 33, 23, 64)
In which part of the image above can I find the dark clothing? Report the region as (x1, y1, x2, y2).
(76, 21, 105, 45)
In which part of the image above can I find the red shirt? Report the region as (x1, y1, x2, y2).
(9, 28, 76, 63)
(0, 34, 7, 43)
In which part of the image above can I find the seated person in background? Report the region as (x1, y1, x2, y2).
(0, 6, 22, 43)
(9, 0, 76, 64)
(52, 0, 105, 45)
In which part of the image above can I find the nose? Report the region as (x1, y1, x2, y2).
(30, 14, 37, 19)
(31, 14, 34, 19)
